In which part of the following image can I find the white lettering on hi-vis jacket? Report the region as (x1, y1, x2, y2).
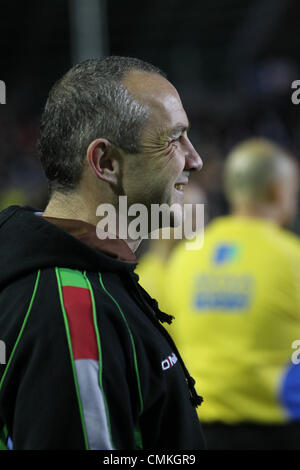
(161, 352, 178, 370)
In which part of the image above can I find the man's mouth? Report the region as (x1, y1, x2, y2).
(174, 179, 188, 192)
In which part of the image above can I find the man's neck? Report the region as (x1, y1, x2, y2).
(231, 205, 280, 225)
(44, 191, 97, 225)
(44, 191, 142, 253)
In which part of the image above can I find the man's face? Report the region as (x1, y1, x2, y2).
(119, 71, 203, 228)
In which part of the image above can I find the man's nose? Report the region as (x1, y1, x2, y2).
(185, 139, 203, 171)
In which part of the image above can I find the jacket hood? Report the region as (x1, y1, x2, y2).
(0, 205, 204, 410)
(0, 205, 136, 289)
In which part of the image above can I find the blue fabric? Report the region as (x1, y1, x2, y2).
(279, 363, 300, 419)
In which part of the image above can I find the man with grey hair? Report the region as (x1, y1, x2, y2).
(0, 56, 204, 450)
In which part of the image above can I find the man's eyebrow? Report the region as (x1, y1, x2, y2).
(166, 122, 191, 138)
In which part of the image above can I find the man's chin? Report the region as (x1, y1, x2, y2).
(145, 195, 185, 232)
(160, 203, 184, 229)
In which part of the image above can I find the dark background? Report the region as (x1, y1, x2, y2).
(1, 0, 300, 226)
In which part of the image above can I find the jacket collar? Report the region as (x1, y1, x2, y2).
(42, 216, 137, 263)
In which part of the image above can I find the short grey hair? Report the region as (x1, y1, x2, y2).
(37, 56, 166, 194)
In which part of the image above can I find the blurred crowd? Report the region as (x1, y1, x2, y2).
(2, 57, 300, 231)
(0, 45, 299, 234)
(0, 111, 47, 211)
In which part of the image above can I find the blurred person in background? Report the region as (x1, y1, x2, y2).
(161, 138, 300, 449)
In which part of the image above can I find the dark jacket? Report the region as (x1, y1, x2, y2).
(0, 205, 205, 450)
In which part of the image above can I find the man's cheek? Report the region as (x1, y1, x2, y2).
(142, 134, 173, 163)
(165, 152, 184, 178)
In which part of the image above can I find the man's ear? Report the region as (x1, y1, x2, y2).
(87, 138, 120, 185)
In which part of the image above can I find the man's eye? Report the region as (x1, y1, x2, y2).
(171, 135, 181, 143)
